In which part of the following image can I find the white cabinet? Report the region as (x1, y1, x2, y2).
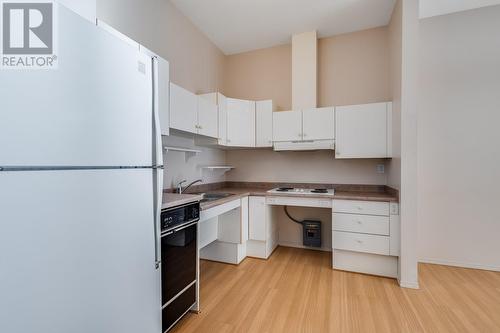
(332, 199, 399, 278)
(335, 102, 392, 159)
(255, 100, 274, 147)
(249, 196, 267, 241)
(169, 84, 218, 138)
(247, 196, 278, 259)
(217, 93, 227, 145)
(197, 95, 218, 138)
(169, 83, 198, 133)
(302, 107, 334, 141)
(226, 98, 256, 147)
(272, 110, 302, 142)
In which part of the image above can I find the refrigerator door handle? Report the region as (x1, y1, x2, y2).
(151, 55, 164, 270)
(151, 56, 163, 168)
(153, 168, 163, 269)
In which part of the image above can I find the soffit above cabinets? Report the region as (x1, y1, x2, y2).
(170, 0, 396, 55)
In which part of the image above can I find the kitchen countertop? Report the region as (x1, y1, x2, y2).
(162, 193, 202, 210)
(192, 187, 398, 211)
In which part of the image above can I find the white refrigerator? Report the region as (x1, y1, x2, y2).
(0, 4, 165, 333)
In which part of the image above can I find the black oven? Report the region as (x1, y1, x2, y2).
(160, 201, 199, 332)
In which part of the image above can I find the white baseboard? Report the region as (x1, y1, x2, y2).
(419, 258, 500, 272)
(398, 279, 419, 289)
(278, 241, 331, 253)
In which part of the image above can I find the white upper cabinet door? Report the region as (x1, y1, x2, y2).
(335, 102, 389, 159)
(169, 83, 198, 134)
(217, 93, 227, 145)
(197, 95, 218, 138)
(272, 110, 303, 142)
(302, 107, 335, 141)
(226, 98, 256, 147)
(255, 100, 274, 147)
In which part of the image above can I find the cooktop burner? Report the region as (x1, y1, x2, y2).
(276, 187, 294, 192)
(311, 189, 328, 193)
(267, 188, 335, 196)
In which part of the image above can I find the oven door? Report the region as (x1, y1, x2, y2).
(161, 221, 197, 305)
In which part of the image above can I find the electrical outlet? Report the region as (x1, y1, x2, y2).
(376, 164, 385, 174)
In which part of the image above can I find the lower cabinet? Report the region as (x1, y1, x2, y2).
(332, 199, 400, 278)
(247, 196, 278, 259)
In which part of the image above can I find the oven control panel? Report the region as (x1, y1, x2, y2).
(161, 202, 200, 231)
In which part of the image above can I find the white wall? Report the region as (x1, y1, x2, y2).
(162, 134, 226, 189)
(399, 0, 420, 289)
(226, 150, 387, 185)
(418, 5, 500, 271)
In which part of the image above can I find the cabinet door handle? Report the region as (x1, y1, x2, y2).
(303, 133, 307, 137)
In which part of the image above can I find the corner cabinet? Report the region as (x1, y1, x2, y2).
(255, 100, 274, 147)
(335, 102, 392, 159)
(226, 98, 256, 147)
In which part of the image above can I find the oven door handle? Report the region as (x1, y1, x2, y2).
(161, 220, 198, 237)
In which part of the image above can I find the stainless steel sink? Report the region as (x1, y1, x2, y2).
(199, 192, 234, 203)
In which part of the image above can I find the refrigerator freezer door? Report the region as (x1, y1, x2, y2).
(0, 5, 153, 167)
(0, 169, 161, 333)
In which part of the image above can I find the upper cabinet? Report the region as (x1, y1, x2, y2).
(273, 110, 302, 142)
(217, 93, 227, 146)
(302, 107, 335, 141)
(255, 100, 274, 147)
(169, 83, 218, 138)
(197, 95, 218, 138)
(226, 98, 256, 147)
(170, 83, 198, 134)
(273, 108, 335, 151)
(335, 102, 392, 159)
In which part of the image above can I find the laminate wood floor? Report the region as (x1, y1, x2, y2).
(171, 246, 500, 333)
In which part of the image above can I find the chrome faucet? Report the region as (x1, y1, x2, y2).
(177, 179, 203, 194)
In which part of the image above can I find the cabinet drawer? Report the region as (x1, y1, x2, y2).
(333, 200, 389, 216)
(333, 231, 390, 255)
(333, 213, 389, 235)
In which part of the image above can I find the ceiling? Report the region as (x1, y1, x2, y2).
(170, 0, 396, 55)
(171, 0, 500, 55)
(419, 0, 500, 18)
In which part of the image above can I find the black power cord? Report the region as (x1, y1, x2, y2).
(284, 206, 302, 225)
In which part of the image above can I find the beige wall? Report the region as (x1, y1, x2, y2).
(318, 27, 391, 107)
(418, 5, 500, 271)
(223, 44, 292, 110)
(226, 150, 387, 185)
(97, 0, 227, 188)
(96, 0, 224, 94)
(224, 26, 391, 111)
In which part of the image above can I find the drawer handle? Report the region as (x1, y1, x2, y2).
(356, 240, 363, 244)
(357, 206, 363, 210)
(356, 220, 362, 225)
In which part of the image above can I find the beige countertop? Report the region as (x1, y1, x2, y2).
(162, 193, 202, 210)
(193, 187, 398, 211)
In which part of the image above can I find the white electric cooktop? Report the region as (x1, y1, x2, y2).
(267, 187, 335, 197)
